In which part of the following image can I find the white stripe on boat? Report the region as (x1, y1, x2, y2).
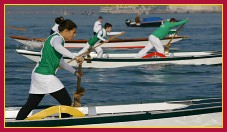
(15, 49, 222, 68)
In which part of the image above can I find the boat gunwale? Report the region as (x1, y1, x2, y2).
(5, 105, 222, 127)
(10, 35, 188, 43)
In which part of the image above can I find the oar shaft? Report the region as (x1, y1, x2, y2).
(77, 64, 82, 91)
(165, 23, 186, 53)
(167, 23, 185, 46)
(6, 26, 26, 31)
(73, 64, 84, 107)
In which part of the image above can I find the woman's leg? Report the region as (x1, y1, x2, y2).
(50, 88, 72, 118)
(50, 88, 72, 106)
(95, 46, 103, 58)
(135, 35, 154, 58)
(16, 94, 45, 120)
(151, 36, 164, 53)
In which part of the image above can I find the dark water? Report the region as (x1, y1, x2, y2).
(5, 7, 222, 106)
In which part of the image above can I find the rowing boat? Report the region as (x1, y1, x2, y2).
(10, 35, 188, 49)
(5, 98, 222, 127)
(16, 49, 222, 68)
(125, 17, 163, 27)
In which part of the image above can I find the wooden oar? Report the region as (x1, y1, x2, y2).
(6, 26, 26, 31)
(71, 33, 125, 107)
(73, 64, 85, 107)
(83, 32, 125, 56)
(164, 23, 186, 53)
(67, 32, 125, 64)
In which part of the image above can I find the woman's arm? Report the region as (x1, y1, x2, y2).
(52, 36, 77, 59)
(97, 30, 106, 41)
(59, 58, 76, 74)
(107, 32, 122, 36)
(170, 19, 189, 28)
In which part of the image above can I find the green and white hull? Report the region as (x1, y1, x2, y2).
(5, 98, 222, 127)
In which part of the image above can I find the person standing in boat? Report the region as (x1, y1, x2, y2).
(93, 16, 103, 35)
(50, 16, 64, 35)
(78, 23, 125, 58)
(135, 14, 141, 26)
(16, 19, 84, 120)
(135, 18, 189, 58)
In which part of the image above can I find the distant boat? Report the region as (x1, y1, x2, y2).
(125, 17, 163, 27)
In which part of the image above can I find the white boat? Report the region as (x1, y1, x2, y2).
(10, 35, 188, 49)
(16, 49, 222, 68)
(5, 98, 222, 127)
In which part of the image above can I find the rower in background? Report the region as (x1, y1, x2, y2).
(135, 15, 141, 26)
(50, 16, 64, 35)
(135, 18, 189, 58)
(93, 16, 103, 35)
(78, 23, 125, 58)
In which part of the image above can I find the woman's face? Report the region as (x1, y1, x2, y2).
(64, 28, 77, 41)
(106, 27, 112, 32)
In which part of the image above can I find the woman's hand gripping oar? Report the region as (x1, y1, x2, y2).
(73, 57, 85, 107)
(164, 22, 187, 54)
(67, 32, 125, 64)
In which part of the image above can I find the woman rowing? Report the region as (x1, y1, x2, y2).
(135, 18, 189, 58)
(16, 19, 84, 120)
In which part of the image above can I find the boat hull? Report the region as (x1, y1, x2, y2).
(16, 49, 222, 68)
(11, 35, 186, 49)
(125, 21, 162, 27)
(5, 98, 222, 127)
(83, 113, 222, 127)
(125, 17, 163, 27)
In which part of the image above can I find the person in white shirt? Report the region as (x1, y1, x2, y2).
(93, 16, 103, 35)
(50, 16, 64, 35)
